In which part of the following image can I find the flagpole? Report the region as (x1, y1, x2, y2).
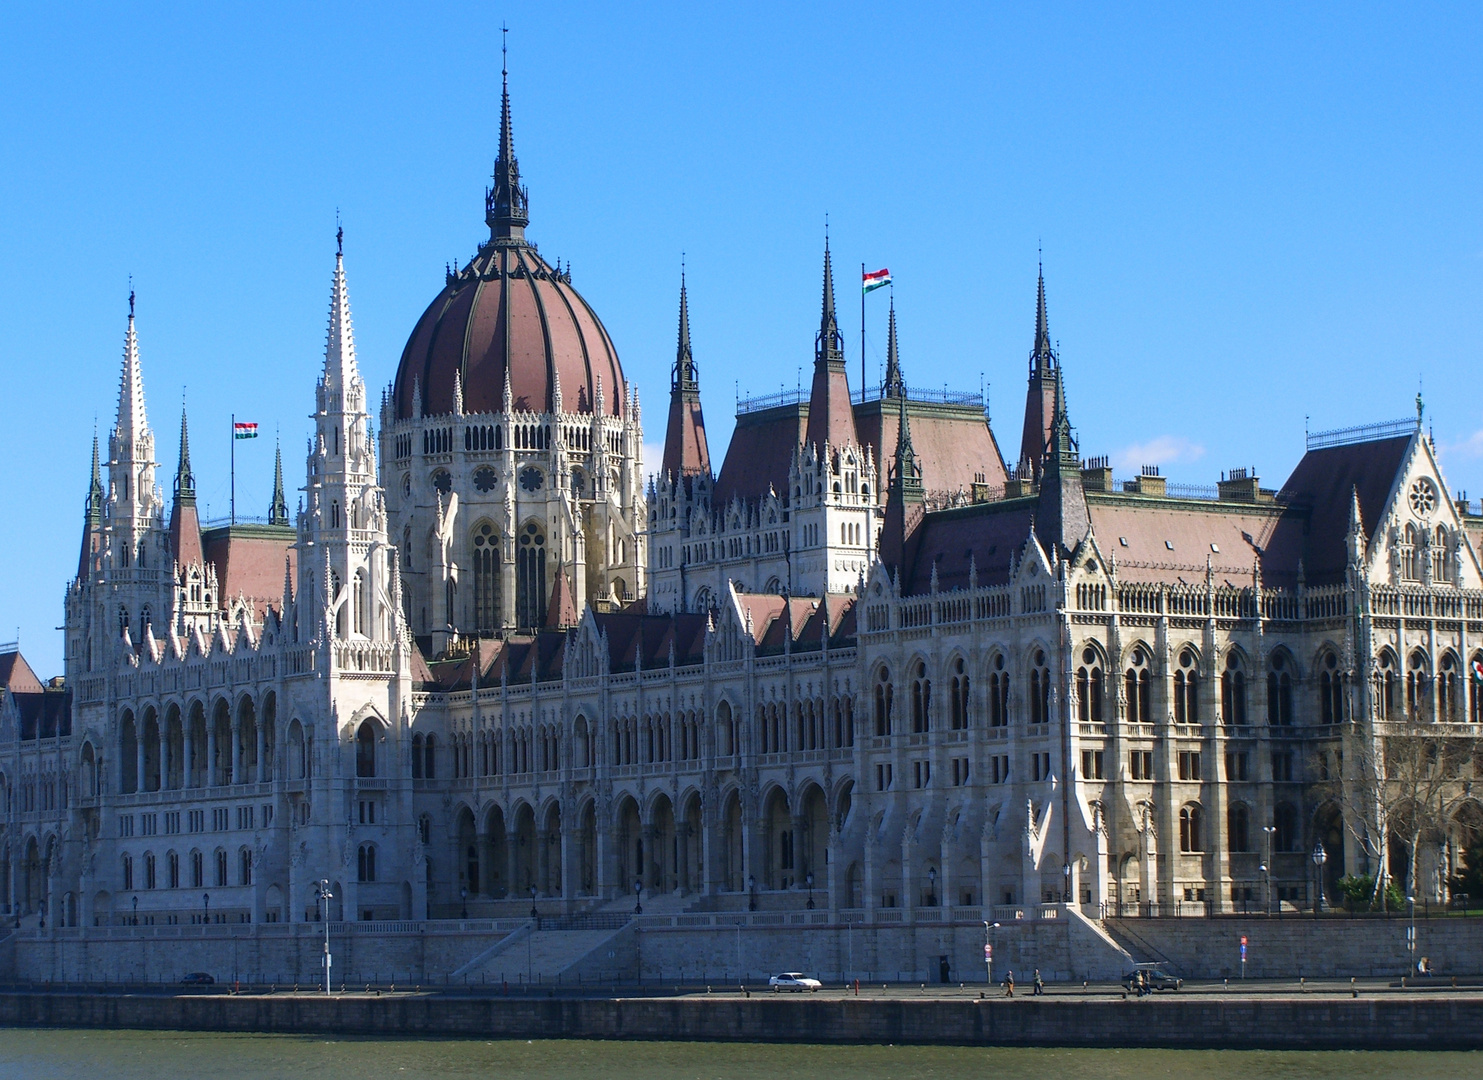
(861, 262, 866, 397)
(230, 412, 236, 525)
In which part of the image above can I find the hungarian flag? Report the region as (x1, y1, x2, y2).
(234, 421, 259, 440)
(862, 267, 891, 294)
(1472, 658, 1483, 683)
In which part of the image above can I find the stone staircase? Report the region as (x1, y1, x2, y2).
(451, 913, 636, 986)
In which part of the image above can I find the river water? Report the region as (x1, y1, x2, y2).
(0, 1028, 1473, 1079)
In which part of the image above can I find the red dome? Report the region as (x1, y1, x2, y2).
(393, 241, 624, 421)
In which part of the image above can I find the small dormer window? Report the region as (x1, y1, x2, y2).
(1165, 540, 1175, 551)
(1210, 543, 1220, 553)
(1119, 537, 1128, 547)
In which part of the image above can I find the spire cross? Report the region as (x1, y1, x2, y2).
(502, 22, 508, 77)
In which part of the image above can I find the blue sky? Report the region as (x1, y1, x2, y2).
(2, 3, 1480, 676)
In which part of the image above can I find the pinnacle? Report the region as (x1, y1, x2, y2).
(175, 404, 195, 503)
(323, 243, 360, 391)
(815, 236, 843, 366)
(1032, 263, 1053, 372)
(884, 297, 904, 397)
(116, 299, 148, 443)
(674, 270, 696, 392)
(486, 51, 529, 239)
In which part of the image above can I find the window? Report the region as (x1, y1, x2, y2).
(1174, 648, 1199, 725)
(1029, 651, 1050, 725)
(239, 848, 252, 887)
(1081, 749, 1105, 780)
(1439, 654, 1459, 723)
(188, 810, 204, 832)
(1130, 750, 1154, 781)
(1377, 652, 1398, 720)
(472, 521, 501, 633)
(1076, 647, 1104, 725)
(1272, 750, 1294, 781)
(1228, 804, 1251, 852)
(951, 757, 970, 786)
(1273, 803, 1299, 852)
(1177, 751, 1201, 781)
(1319, 652, 1344, 724)
(1407, 651, 1429, 720)
(990, 755, 1010, 783)
(516, 522, 547, 627)
(356, 721, 377, 778)
(212, 807, 229, 831)
(168, 851, 180, 889)
(949, 658, 970, 730)
(1179, 805, 1203, 852)
(874, 668, 893, 736)
(1225, 750, 1249, 781)
(1472, 654, 1483, 725)
(913, 760, 931, 788)
(1031, 751, 1052, 781)
(1267, 653, 1294, 726)
(191, 850, 203, 889)
(988, 653, 1009, 727)
(424, 734, 437, 779)
(1222, 653, 1247, 725)
(359, 800, 376, 825)
(910, 661, 931, 733)
(215, 849, 227, 888)
(1125, 647, 1151, 724)
(358, 844, 377, 883)
(122, 854, 134, 891)
(411, 733, 424, 779)
(145, 852, 157, 889)
(875, 763, 893, 791)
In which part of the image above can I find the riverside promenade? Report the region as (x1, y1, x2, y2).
(3, 981, 1482, 1050)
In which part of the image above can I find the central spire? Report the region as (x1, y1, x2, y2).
(174, 404, 195, 505)
(815, 233, 844, 367)
(116, 290, 148, 446)
(323, 237, 360, 392)
(485, 28, 529, 242)
(673, 268, 696, 393)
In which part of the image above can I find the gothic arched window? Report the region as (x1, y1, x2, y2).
(1174, 648, 1199, 725)
(1179, 805, 1203, 853)
(1076, 647, 1103, 725)
(874, 667, 893, 737)
(473, 521, 501, 633)
(1125, 646, 1152, 725)
(910, 661, 931, 734)
(1029, 650, 1049, 725)
(949, 657, 970, 730)
(988, 653, 1009, 728)
(1439, 653, 1459, 722)
(1267, 653, 1294, 726)
(1319, 651, 1344, 725)
(1377, 652, 1398, 721)
(516, 523, 547, 628)
(1222, 653, 1247, 726)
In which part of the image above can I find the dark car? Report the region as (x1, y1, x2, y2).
(1122, 964, 1182, 991)
(180, 972, 215, 985)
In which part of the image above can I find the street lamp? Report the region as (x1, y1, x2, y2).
(529, 884, 538, 921)
(314, 879, 334, 995)
(203, 892, 210, 924)
(460, 886, 468, 920)
(927, 867, 937, 907)
(806, 873, 815, 910)
(132, 895, 139, 926)
(983, 921, 1000, 986)
(1312, 842, 1328, 916)
(1261, 825, 1277, 914)
(634, 879, 643, 915)
(1407, 894, 1417, 976)
(748, 875, 757, 912)
(1063, 862, 1072, 904)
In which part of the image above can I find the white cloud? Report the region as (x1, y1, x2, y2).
(640, 440, 665, 481)
(1441, 429, 1483, 460)
(1112, 435, 1206, 473)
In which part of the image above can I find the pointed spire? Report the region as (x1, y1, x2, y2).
(269, 440, 289, 526)
(883, 295, 905, 398)
(1031, 259, 1054, 373)
(816, 232, 843, 366)
(1017, 261, 1059, 479)
(544, 560, 579, 628)
(1033, 351, 1089, 559)
(673, 267, 697, 393)
(174, 404, 196, 505)
(894, 392, 922, 498)
(323, 236, 359, 392)
(116, 289, 148, 444)
(485, 26, 529, 242)
(662, 269, 711, 482)
(86, 431, 103, 524)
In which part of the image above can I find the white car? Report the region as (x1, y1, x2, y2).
(768, 972, 822, 993)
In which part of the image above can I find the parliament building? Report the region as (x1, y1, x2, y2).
(4, 63, 1481, 962)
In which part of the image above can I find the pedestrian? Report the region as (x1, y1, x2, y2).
(1135, 970, 1146, 997)
(1033, 969, 1044, 996)
(1004, 969, 1015, 997)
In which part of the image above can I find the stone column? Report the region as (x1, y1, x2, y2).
(256, 718, 267, 783)
(232, 718, 242, 787)
(183, 722, 194, 789)
(159, 726, 170, 791)
(207, 722, 217, 787)
(135, 736, 145, 795)
(506, 828, 520, 897)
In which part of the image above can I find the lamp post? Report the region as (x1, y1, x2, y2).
(1312, 842, 1327, 916)
(806, 872, 815, 910)
(634, 879, 642, 915)
(983, 921, 1000, 986)
(1261, 825, 1277, 914)
(132, 894, 138, 926)
(203, 892, 209, 925)
(1407, 894, 1417, 977)
(927, 867, 937, 907)
(314, 879, 333, 995)
(460, 886, 468, 920)
(1063, 862, 1072, 904)
(747, 875, 757, 912)
(529, 884, 538, 921)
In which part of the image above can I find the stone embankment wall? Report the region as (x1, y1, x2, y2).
(1, 991, 1481, 1050)
(1106, 917, 1483, 979)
